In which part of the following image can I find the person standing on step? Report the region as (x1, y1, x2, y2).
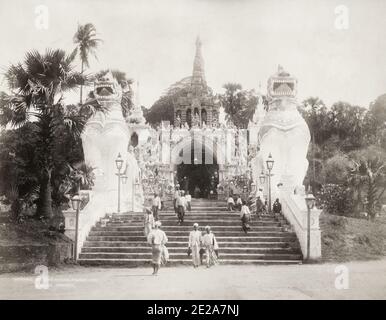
(256, 196, 264, 218)
(236, 195, 243, 211)
(152, 193, 161, 221)
(262, 199, 268, 216)
(185, 191, 192, 212)
(188, 223, 202, 268)
(175, 191, 184, 224)
(227, 195, 235, 211)
(240, 200, 251, 234)
(180, 190, 187, 221)
(147, 221, 168, 276)
(273, 198, 282, 215)
(144, 207, 155, 237)
(256, 188, 264, 201)
(202, 226, 219, 268)
(173, 185, 180, 214)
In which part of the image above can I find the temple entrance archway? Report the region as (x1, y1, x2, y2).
(130, 132, 138, 147)
(177, 161, 218, 199)
(171, 134, 221, 199)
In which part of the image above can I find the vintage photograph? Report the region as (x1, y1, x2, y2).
(0, 0, 385, 302)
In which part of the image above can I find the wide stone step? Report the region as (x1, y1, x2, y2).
(79, 199, 302, 265)
(105, 220, 281, 227)
(78, 258, 302, 266)
(79, 252, 303, 260)
(86, 235, 297, 242)
(83, 241, 295, 248)
(91, 226, 284, 232)
(114, 213, 272, 219)
(88, 230, 290, 237)
(81, 246, 299, 254)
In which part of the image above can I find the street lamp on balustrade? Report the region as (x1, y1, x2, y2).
(250, 182, 256, 194)
(305, 192, 316, 261)
(71, 195, 82, 261)
(115, 153, 125, 214)
(266, 153, 274, 214)
(132, 178, 141, 212)
(259, 170, 266, 185)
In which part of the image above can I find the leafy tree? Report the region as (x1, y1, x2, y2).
(369, 93, 386, 128)
(73, 23, 102, 104)
(145, 79, 190, 126)
(0, 124, 40, 219)
(318, 184, 354, 216)
(349, 146, 386, 219)
(0, 49, 102, 219)
(329, 102, 367, 151)
(299, 97, 330, 145)
(321, 153, 352, 185)
(219, 83, 257, 128)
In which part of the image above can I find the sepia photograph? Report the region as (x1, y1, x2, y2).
(0, 0, 385, 306)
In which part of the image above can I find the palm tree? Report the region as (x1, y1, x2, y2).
(0, 49, 103, 219)
(349, 146, 386, 219)
(73, 23, 102, 104)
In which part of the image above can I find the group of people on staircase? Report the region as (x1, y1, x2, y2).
(226, 191, 283, 235)
(144, 213, 219, 274)
(144, 187, 283, 275)
(188, 224, 219, 268)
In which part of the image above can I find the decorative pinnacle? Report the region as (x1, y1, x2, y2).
(196, 36, 202, 48)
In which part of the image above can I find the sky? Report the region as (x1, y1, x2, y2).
(0, 0, 385, 108)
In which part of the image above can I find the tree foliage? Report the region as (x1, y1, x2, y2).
(300, 94, 386, 216)
(219, 83, 258, 128)
(73, 23, 102, 103)
(145, 79, 190, 126)
(0, 49, 102, 220)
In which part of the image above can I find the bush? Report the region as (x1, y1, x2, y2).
(318, 184, 354, 216)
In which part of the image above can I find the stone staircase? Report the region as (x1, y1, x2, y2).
(78, 199, 303, 266)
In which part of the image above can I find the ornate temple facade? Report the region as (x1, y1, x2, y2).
(141, 38, 248, 199)
(174, 37, 220, 128)
(74, 38, 321, 260)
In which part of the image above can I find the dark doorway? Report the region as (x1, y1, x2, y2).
(130, 132, 138, 147)
(177, 163, 218, 198)
(186, 109, 192, 127)
(176, 142, 219, 198)
(201, 108, 207, 125)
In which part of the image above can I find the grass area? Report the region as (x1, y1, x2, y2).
(320, 212, 386, 262)
(0, 216, 70, 246)
(0, 214, 73, 272)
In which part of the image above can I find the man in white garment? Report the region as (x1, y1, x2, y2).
(227, 196, 235, 211)
(188, 223, 202, 268)
(256, 188, 264, 200)
(152, 193, 161, 221)
(185, 191, 192, 211)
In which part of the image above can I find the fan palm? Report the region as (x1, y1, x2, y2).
(0, 49, 103, 218)
(73, 23, 102, 104)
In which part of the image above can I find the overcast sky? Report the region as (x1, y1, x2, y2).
(0, 0, 385, 108)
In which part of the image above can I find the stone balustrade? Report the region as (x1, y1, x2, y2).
(63, 190, 107, 259)
(279, 187, 322, 260)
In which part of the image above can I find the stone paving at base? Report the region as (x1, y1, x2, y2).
(1, 260, 386, 300)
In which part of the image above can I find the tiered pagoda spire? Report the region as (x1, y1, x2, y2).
(191, 36, 207, 90)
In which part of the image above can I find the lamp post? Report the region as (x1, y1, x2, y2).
(266, 153, 274, 214)
(71, 195, 82, 261)
(305, 192, 316, 261)
(161, 176, 166, 210)
(250, 182, 256, 194)
(259, 170, 266, 186)
(115, 153, 124, 213)
(132, 178, 140, 212)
